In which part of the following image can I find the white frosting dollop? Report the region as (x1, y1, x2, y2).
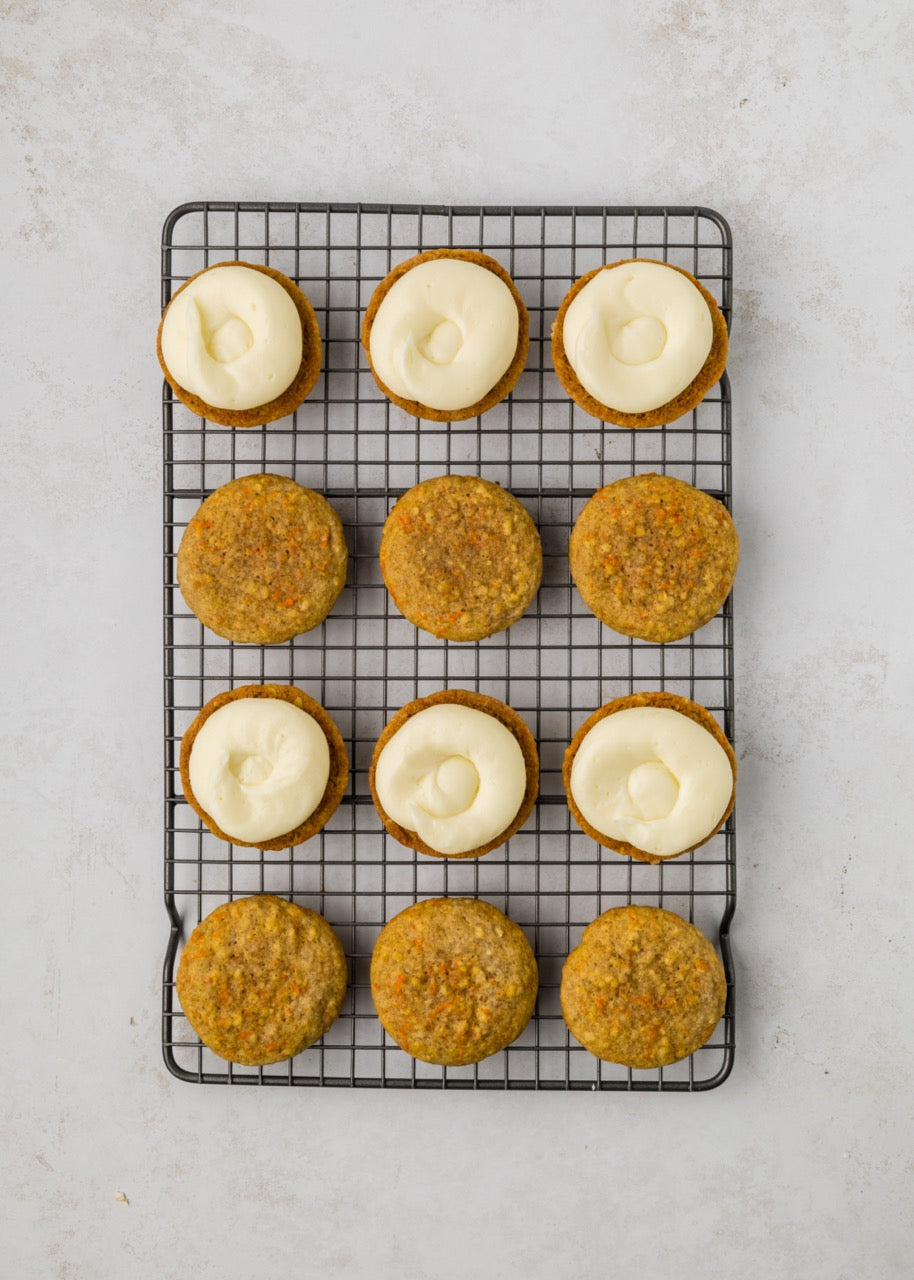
(374, 702, 528, 855)
(188, 698, 329, 843)
(569, 706, 732, 858)
(161, 265, 303, 410)
(562, 261, 713, 412)
(368, 258, 519, 411)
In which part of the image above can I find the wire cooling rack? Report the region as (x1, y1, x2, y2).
(162, 202, 735, 1091)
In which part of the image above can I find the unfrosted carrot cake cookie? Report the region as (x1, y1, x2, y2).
(561, 905, 726, 1068)
(370, 690, 538, 859)
(177, 473, 348, 643)
(179, 684, 348, 851)
(176, 895, 347, 1066)
(371, 897, 538, 1066)
(552, 259, 728, 427)
(362, 249, 528, 421)
(158, 261, 322, 427)
(380, 474, 541, 641)
(569, 472, 738, 642)
(563, 692, 736, 864)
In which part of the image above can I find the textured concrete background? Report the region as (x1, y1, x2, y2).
(2, 1, 913, 1277)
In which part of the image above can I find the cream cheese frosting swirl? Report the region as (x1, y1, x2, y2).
(188, 697, 329, 843)
(562, 261, 713, 413)
(569, 706, 732, 858)
(160, 264, 303, 411)
(373, 703, 527, 855)
(368, 258, 520, 411)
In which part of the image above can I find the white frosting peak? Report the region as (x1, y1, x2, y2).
(374, 702, 527, 855)
(569, 706, 732, 858)
(161, 265, 303, 411)
(417, 754, 480, 818)
(626, 760, 679, 820)
(369, 258, 519, 411)
(562, 261, 713, 413)
(188, 698, 329, 843)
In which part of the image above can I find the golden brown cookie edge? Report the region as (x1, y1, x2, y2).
(550, 259, 728, 427)
(368, 689, 539, 859)
(157, 261, 323, 427)
(562, 691, 736, 864)
(361, 248, 530, 422)
(179, 684, 349, 851)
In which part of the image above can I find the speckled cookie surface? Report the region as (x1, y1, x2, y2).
(380, 474, 541, 641)
(179, 683, 349, 851)
(157, 261, 323, 428)
(563, 691, 736, 864)
(561, 905, 726, 1068)
(361, 248, 529, 421)
(177, 473, 348, 643)
(176, 895, 347, 1066)
(371, 897, 538, 1066)
(569, 472, 738, 642)
(369, 689, 539, 859)
(551, 259, 728, 427)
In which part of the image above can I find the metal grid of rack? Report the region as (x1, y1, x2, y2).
(162, 202, 735, 1091)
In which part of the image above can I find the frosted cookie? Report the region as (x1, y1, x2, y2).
(177, 473, 348, 644)
(569, 472, 738, 643)
(158, 261, 322, 427)
(361, 249, 529, 421)
(552, 259, 728, 427)
(561, 905, 726, 1068)
(369, 690, 538, 859)
(380, 474, 541, 642)
(371, 897, 538, 1066)
(179, 684, 349, 850)
(176, 895, 347, 1065)
(563, 692, 736, 863)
